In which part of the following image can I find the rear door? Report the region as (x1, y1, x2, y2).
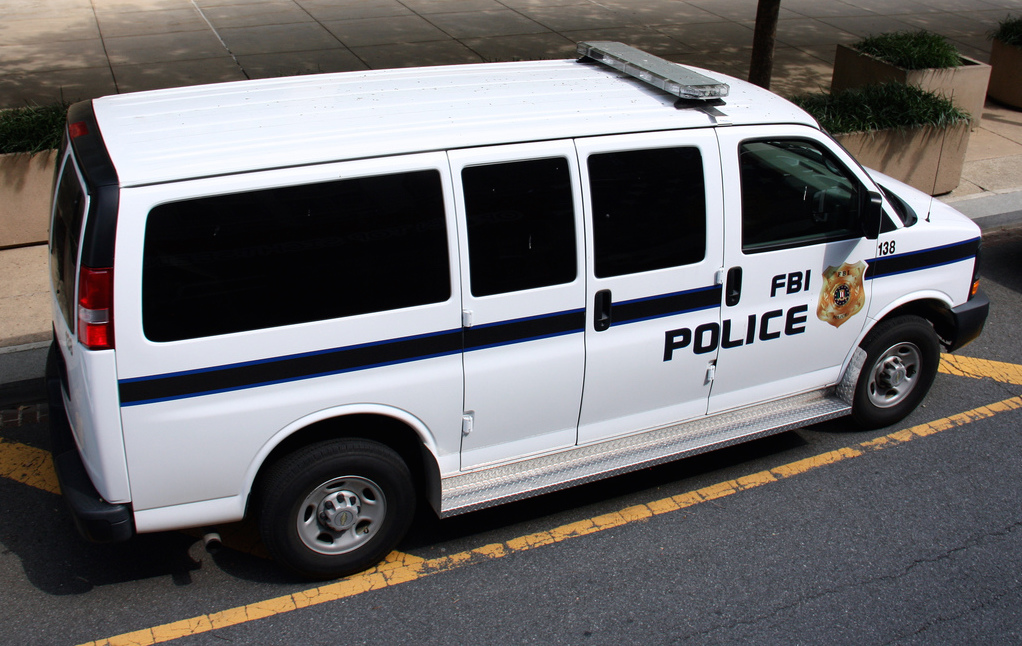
(576, 131, 725, 445)
(449, 142, 587, 470)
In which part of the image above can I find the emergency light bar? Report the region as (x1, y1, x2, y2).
(577, 41, 730, 100)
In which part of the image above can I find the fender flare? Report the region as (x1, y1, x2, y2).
(241, 403, 443, 512)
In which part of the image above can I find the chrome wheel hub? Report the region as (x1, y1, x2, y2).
(867, 342, 922, 409)
(297, 476, 386, 555)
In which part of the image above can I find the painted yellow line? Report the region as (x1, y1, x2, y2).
(0, 437, 60, 495)
(80, 393, 1022, 646)
(940, 354, 1022, 385)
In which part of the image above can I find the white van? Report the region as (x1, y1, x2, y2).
(47, 43, 987, 579)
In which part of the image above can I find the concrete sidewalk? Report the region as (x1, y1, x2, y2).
(2, 0, 1022, 396)
(1, 0, 1020, 105)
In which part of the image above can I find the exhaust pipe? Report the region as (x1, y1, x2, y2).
(202, 531, 222, 555)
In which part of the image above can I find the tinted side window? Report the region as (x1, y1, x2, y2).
(462, 158, 577, 297)
(49, 157, 87, 329)
(143, 170, 450, 342)
(740, 140, 862, 253)
(588, 147, 706, 278)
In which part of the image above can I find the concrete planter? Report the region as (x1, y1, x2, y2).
(831, 44, 991, 128)
(987, 38, 1022, 109)
(0, 150, 57, 249)
(834, 120, 970, 196)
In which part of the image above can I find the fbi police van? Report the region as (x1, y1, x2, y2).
(47, 43, 988, 578)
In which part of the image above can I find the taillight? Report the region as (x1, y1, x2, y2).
(78, 266, 114, 350)
(68, 121, 89, 139)
(970, 244, 982, 299)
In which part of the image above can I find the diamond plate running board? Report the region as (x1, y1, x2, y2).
(440, 389, 850, 517)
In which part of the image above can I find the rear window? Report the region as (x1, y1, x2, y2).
(142, 170, 451, 342)
(462, 157, 577, 297)
(49, 154, 88, 330)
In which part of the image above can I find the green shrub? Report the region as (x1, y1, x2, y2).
(789, 83, 969, 135)
(0, 103, 68, 154)
(852, 31, 962, 69)
(992, 15, 1022, 48)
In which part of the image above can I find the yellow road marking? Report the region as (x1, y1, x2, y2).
(0, 438, 60, 495)
(940, 354, 1022, 385)
(80, 393, 1022, 646)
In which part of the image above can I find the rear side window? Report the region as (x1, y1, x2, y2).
(588, 147, 706, 277)
(143, 170, 450, 342)
(49, 156, 88, 329)
(462, 157, 577, 297)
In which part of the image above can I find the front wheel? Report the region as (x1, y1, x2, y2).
(851, 315, 940, 430)
(257, 439, 415, 580)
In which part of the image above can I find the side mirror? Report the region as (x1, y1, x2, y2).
(862, 191, 883, 240)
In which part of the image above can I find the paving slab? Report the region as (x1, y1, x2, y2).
(965, 127, 1022, 163)
(103, 31, 232, 65)
(961, 155, 1022, 192)
(423, 10, 551, 39)
(201, 2, 315, 29)
(0, 16, 102, 45)
(322, 15, 449, 48)
(112, 58, 246, 93)
(654, 20, 756, 52)
(514, 4, 642, 31)
(557, 26, 692, 57)
(293, 0, 413, 22)
(0, 67, 116, 107)
(348, 40, 483, 69)
(773, 18, 859, 48)
(460, 32, 576, 62)
(219, 23, 344, 56)
(93, 8, 210, 38)
(780, 0, 880, 18)
(399, 0, 507, 13)
(0, 40, 109, 75)
(238, 48, 368, 78)
(815, 15, 921, 37)
(0, 246, 50, 349)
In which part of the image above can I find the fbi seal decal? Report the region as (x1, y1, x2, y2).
(817, 261, 867, 328)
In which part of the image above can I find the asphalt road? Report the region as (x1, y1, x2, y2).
(1, 225, 1019, 646)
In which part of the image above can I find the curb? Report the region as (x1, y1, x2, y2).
(942, 188, 1022, 230)
(0, 341, 48, 406)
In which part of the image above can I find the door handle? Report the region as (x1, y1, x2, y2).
(725, 267, 742, 307)
(594, 289, 612, 332)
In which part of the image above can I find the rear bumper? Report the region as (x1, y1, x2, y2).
(945, 289, 990, 353)
(46, 343, 134, 543)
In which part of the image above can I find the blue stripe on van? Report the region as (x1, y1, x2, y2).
(118, 287, 723, 407)
(119, 307, 589, 406)
(865, 237, 980, 280)
(119, 328, 464, 406)
(464, 308, 585, 352)
(612, 285, 722, 326)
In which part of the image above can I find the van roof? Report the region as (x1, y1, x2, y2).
(91, 57, 818, 187)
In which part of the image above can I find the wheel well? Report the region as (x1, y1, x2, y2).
(874, 299, 954, 348)
(250, 414, 441, 517)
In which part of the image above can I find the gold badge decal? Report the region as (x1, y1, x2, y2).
(817, 261, 867, 328)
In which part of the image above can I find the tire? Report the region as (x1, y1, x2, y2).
(851, 315, 940, 430)
(257, 439, 415, 580)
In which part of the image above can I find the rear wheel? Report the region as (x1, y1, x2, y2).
(851, 315, 940, 430)
(257, 439, 415, 579)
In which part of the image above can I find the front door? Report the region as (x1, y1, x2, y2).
(710, 126, 877, 413)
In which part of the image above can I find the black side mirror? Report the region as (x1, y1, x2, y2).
(862, 191, 883, 240)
